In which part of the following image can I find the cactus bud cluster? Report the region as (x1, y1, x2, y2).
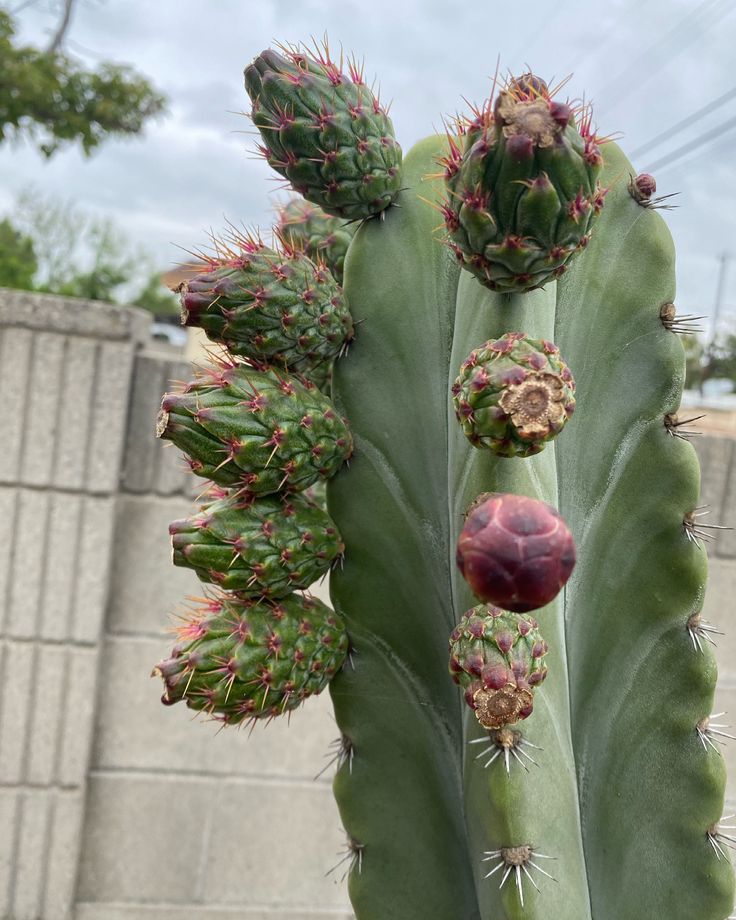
(452, 332, 576, 458)
(441, 73, 606, 292)
(276, 198, 357, 283)
(154, 592, 348, 724)
(179, 229, 353, 378)
(170, 490, 344, 597)
(244, 42, 403, 220)
(449, 605, 548, 728)
(157, 363, 352, 494)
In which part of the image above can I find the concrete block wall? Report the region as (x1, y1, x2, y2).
(0, 289, 734, 919)
(76, 348, 351, 920)
(0, 291, 148, 920)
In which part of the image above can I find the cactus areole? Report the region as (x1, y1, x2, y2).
(151, 38, 735, 920)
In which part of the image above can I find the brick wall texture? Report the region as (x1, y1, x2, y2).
(0, 289, 733, 919)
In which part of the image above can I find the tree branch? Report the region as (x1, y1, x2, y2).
(46, 0, 75, 54)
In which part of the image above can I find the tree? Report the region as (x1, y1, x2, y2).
(132, 273, 180, 316)
(0, 8, 166, 156)
(0, 218, 37, 289)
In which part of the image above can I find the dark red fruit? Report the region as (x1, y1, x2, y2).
(456, 493, 575, 612)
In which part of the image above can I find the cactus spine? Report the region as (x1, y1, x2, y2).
(150, 40, 734, 920)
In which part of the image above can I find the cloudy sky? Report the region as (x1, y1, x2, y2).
(4, 0, 736, 332)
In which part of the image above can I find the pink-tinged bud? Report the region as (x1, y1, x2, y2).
(507, 133, 534, 161)
(549, 101, 572, 129)
(630, 173, 657, 204)
(456, 493, 576, 612)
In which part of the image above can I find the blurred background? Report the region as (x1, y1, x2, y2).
(0, 1, 734, 918)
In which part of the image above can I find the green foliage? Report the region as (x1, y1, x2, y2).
(8, 189, 173, 310)
(0, 9, 166, 156)
(0, 218, 37, 289)
(132, 273, 179, 315)
(708, 335, 736, 385)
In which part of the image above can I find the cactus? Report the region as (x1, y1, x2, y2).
(153, 592, 348, 724)
(178, 227, 353, 378)
(276, 198, 357, 283)
(169, 489, 344, 597)
(152, 41, 734, 920)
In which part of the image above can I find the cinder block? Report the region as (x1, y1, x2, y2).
(12, 788, 52, 920)
(76, 774, 216, 903)
(39, 492, 82, 642)
(53, 336, 97, 491)
(43, 789, 84, 920)
(719, 450, 736, 559)
(0, 639, 34, 783)
(6, 488, 50, 638)
(713, 686, 736, 803)
(695, 436, 735, 557)
(0, 789, 20, 917)
(120, 353, 167, 493)
(202, 781, 349, 909)
(27, 644, 66, 785)
(75, 907, 354, 920)
(703, 559, 736, 682)
(0, 289, 150, 342)
(71, 496, 116, 643)
(57, 647, 99, 787)
(0, 487, 17, 635)
(154, 360, 192, 496)
(86, 341, 136, 493)
(21, 331, 66, 487)
(92, 635, 339, 780)
(0, 327, 32, 483)
(106, 495, 199, 635)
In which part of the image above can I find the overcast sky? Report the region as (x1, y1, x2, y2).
(4, 0, 736, 333)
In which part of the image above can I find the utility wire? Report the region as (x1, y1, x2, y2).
(644, 112, 736, 172)
(567, 0, 654, 73)
(596, 0, 734, 114)
(630, 86, 736, 158)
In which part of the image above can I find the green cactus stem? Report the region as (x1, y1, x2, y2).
(325, 134, 734, 918)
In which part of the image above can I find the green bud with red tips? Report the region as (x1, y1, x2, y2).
(244, 42, 402, 219)
(441, 73, 606, 292)
(153, 592, 349, 725)
(179, 228, 353, 379)
(156, 362, 353, 494)
(169, 488, 344, 598)
(452, 332, 575, 457)
(448, 605, 549, 729)
(276, 198, 357, 283)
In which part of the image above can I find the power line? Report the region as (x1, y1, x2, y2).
(643, 112, 736, 172)
(630, 86, 736, 158)
(596, 0, 734, 114)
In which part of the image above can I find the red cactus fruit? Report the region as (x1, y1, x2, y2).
(456, 493, 576, 612)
